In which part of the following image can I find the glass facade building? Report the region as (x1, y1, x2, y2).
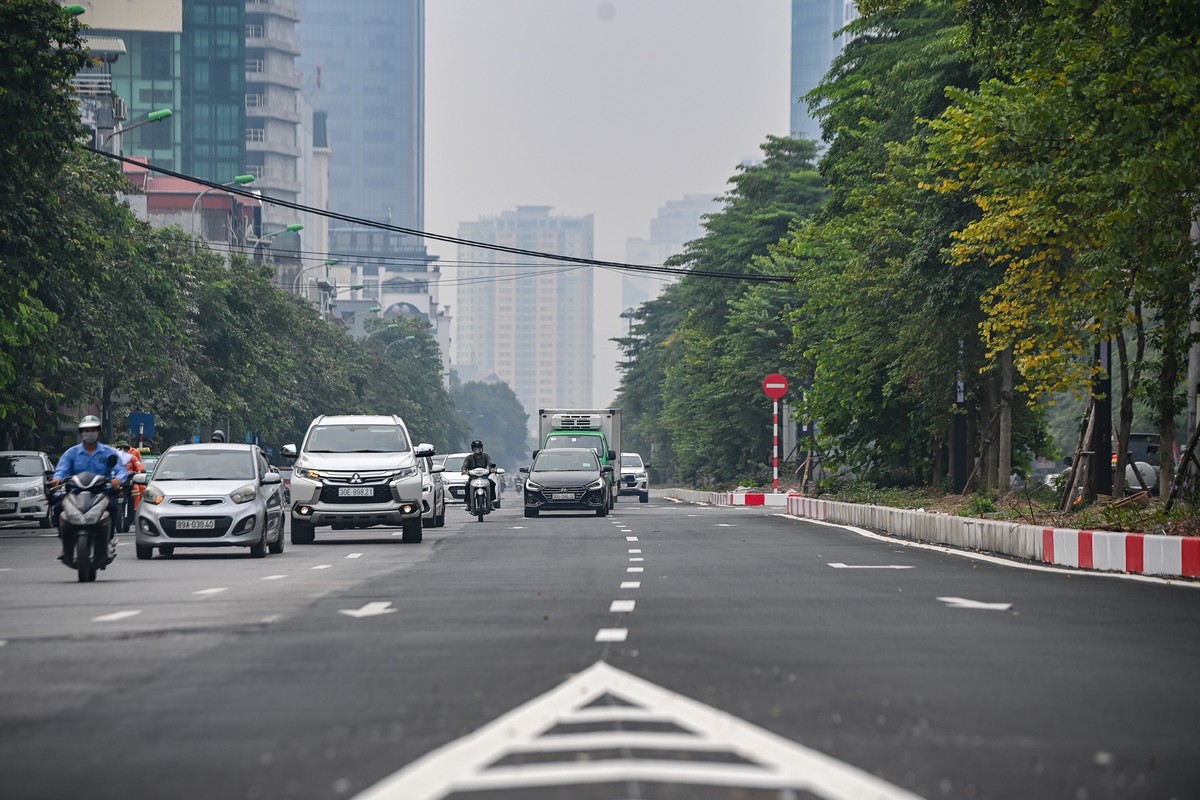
(182, 0, 246, 182)
(790, 0, 858, 144)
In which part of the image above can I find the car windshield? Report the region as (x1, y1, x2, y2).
(534, 452, 599, 472)
(304, 424, 410, 453)
(621, 454, 643, 469)
(0, 455, 43, 478)
(153, 449, 255, 481)
(442, 455, 465, 472)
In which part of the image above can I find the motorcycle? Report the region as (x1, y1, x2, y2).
(466, 467, 494, 522)
(56, 456, 118, 582)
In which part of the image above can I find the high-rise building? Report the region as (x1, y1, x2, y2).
(245, 0, 302, 229)
(456, 207, 595, 417)
(182, 0, 245, 182)
(790, 0, 859, 143)
(623, 193, 718, 310)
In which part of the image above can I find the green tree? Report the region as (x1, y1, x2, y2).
(451, 380, 530, 469)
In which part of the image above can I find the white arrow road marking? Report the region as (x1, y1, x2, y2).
(594, 628, 627, 642)
(194, 588, 227, 596)
(620, 581, 641, 589)
(339, 601, 397, 618)
(828, 563, 914, 570)
(938, 596, 1013, 611)
(93, 610, 141, 622)
(349, 661, 924, 800)
(609, 600, 635, 613)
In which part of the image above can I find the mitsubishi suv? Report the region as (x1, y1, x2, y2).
(281, 415, 434, 544)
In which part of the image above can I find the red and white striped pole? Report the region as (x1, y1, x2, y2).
(773, 399, 779, 493)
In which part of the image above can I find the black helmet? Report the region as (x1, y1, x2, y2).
(471, 439, 483, 449)
(210, 430, 226, 443)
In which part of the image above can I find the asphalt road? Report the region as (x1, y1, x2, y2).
(0, 497, 1197, 800)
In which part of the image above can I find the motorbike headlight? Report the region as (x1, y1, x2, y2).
(230, 483, 257, 504)
(144, 485, 166, 505)
(22, 486, 41, 498)
(585, 479, 605, 491)
(297, 468, 321, 480)
(524, 480, 542, 492)
(393, 466, 418, 480)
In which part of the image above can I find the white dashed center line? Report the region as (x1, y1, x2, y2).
(609, 600, 635, 613)
(595, 628, 628, 642)
(629, 549, 642, 554)
(194, 587, 227, 596)
(93, 610, 141, 622)
(346, 553, 363, 559)
(621, 581, 641, 589)
(262, 574, 287, 580)
(627, 567, 644, 573)
(626, 536, 638, 542)
(629, 557, 644, 562)
(311, 564, 332, 570)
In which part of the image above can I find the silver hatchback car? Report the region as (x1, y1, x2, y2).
(133, 444, 286, 559)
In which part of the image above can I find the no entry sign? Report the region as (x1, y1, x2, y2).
(762, 373, 789, 400)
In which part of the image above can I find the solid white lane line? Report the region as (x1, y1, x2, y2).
(194, 588, 227, 596)
(628, 548, 641, 554)
(595, 628, 628, 642)
(262, 574, 287, 580)
(620, 581, 641, 589)
(312, 564, 332, 570)
(627, 567, 644, 573)
(828, 562, 913, 570)
(93, 610, 141, 622)
(609, 600, 635, 613)
(346, 553, 363, 559)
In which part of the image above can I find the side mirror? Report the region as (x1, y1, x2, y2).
(495, 468, 505, 475)
(414, 443, 435, 458)
(132, 473, 148, 486)
(262, 472, 282, 485)
(607, 450, 616, 462)
(601, 465, 614, 475)
(532, 449, 540, 459)
(519, 466, 529, 474)
(281, 444, 297, 458)
(431, 464, 445, 474)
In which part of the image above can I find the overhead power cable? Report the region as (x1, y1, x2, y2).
(87, 146, 793, 285)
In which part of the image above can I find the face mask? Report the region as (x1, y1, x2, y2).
(81, 431, 99, 445)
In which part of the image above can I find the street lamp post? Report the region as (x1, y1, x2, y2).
(247, 223, 303, 263)
(191, 174, 255, 253)
(102, 108, 172, 154)
(292, 259, 340, 295)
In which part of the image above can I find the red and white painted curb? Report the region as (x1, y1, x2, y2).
(1042, 528, 1200, 578)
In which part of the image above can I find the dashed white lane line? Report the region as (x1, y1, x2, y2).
(627, 567, 644, 573)
(621, 581, 641, 589)
(595, 628, 628, 642)
(625, 536, 638, 542)
(0, 568, 11, 572)
(312, 564, 332, 570)
(609, 600, 635, 613)
(93, 610, 142, 622)
(346, 553, 363, 559)
(629, 557, 644, 562)
(194, 587, 227, 596)
(717, 523, 736, 527)
(262, 574, 287, 580)
(628, 549, 641, 554)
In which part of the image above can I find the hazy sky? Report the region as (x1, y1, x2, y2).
(424, 0, 792, 404)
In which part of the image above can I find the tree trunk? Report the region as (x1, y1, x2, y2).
(1159, 346, 1180, 496)
(998, 347, 1013, 495)
(978, 382, 993, 491)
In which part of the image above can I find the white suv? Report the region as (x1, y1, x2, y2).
(282, 415, 434, 544)
(618, 452, 650, 503)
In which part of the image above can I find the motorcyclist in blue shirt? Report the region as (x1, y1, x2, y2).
(51, 415, 128, 562)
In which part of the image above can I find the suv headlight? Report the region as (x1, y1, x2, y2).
(392, 466, 418, 480)
(585, 478, 605, 490)
(144, 485, 166, 505)
(297, 468, 321, 480)
(230, 483, 257, 504)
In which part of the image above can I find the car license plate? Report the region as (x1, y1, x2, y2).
(175, 519, 215, 530)
(551, 492, 576, 500)
(338, 487, 374, 497)
(0, 502, 15, 513)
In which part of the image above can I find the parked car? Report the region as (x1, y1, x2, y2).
(419, 454, 446, 528)
(439, 452, 470, 504)
(133, 443, 286, 559)
(520, 447, 612, 518)
(0, 451, 54, 528)
(618, 451, 650, 503)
